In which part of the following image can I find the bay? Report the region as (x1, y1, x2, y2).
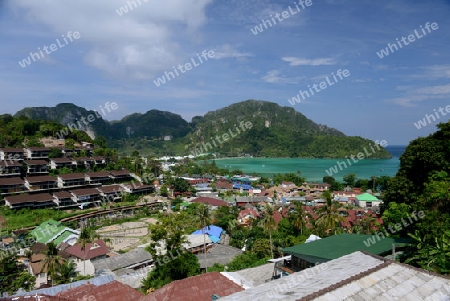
(212, 145, 406, 182)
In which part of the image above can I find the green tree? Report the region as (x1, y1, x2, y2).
(194, 203, 211, 273)
(142, 214, 200, 292)
(77, 227, 97, 276)
(54, 260, 78, 285)
(343, 173, 356, 187)
(42, 242, 62, 286)
(316, 190, 345, 235)
(259, 204, 276, 259)
(172, 177, 190, 193)
(252, 238, 271, 259)
(0, 253, 36, 294)
(289, 201, 305, 235)
(159, 184, 168, 197)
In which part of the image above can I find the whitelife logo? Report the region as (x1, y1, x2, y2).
(153, 50, 215, 87)
(55, 102, 118, 139)
(376, 22, 439, 59)
(325, 140, 388, 177)
(414, 105, 450, 129)
(18, 31, 81, 68)
(190, 121, 253, 157)
(116, 0, 149, 16)
(288, 69, 350, 106)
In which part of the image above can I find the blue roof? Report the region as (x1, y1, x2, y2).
(209, 235, 220, 243)
(233, 183, 253, 190)
(192, 225, 223, 239)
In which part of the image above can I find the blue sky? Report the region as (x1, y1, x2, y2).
(1, 0, 449, 145)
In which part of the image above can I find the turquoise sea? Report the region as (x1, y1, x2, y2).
(212, 146, 405, 182)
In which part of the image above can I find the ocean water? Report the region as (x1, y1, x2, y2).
(213, 145, 406, 182)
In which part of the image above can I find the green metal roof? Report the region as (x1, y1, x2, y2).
(356, 193, 379, 201)
(282, 234, 411, 263)
(53, 230, 74, 246)
(30, 219, 78, 244)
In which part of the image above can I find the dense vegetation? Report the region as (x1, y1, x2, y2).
(383, 122, 450, 273)
(13, 100, 392, 158)
(0, 113, 93, 147)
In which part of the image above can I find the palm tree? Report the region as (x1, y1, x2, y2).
(195, 203, 211, 273)
(54, 260, 78, 285)
(77, 227, 97, 276)
(316, 191, 345, 235)
(291, 201, 305, 235)
(42, 242, 62, 286)
(259, 204, 276, 259)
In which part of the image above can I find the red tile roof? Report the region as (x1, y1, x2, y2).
(58, 173, 86, 180)
(109, 169, 131, 176)
(50, 157, 76, 163)
(97, 184, 124, 194)
(54, 191, 74, 199)
(4, 193, 54, 205)
(25, 175, 57, 183)
(0, 161, 21, 167)
(0, 177, 24, 186)
(0, 295, 73, 301)
(238, 208, 259, 219)
(57, 280, 143, 301)
(0, 147, 24, 152)
(70, 188, 101, 197)
(141, 272, 244, 301)
(24, 159, 48, 165)
(86, 171, 111, 178)
(191, 197, 230, 207)
(65, 239, 109, 260)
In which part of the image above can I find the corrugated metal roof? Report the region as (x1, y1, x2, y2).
(93, 248, 152, 272)
(220, 251, 450, 301)
(220, 251, 385, 300)
(222, 263, 275, 288)
(282, 234, 411, 262)
(14, 275, 115, 297)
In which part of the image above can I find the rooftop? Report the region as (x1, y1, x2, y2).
(4, 193, 54, 205)
(282, 233, 411, 263)
(220, 251, 450, 301)
(141, 271, 244, 301)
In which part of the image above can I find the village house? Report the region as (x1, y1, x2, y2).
(24, 160, 49, 176)
(69, 188, 103, 208)
(0, 177, 25, 194)
(57, 173, 87, 188)
(0, 147, 25, 161)
(24, 175, 57, 191)
(85, 171, 112, 185)
(3, 193, 56, 209)
(0, 161, 22, 177)
(24, 147, 50, 159)
(49, 157, 77, 170)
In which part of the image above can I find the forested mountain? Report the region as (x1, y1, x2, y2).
(186, 100, 391, 158)
(12, 100, 391, 158)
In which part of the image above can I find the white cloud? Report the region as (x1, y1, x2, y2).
(9, 0, 213, 79)
(212, 44, 252, 59)
(261, 70, 301, 84)
(390, 83, 450, 107)
(282, 57, 337, 66)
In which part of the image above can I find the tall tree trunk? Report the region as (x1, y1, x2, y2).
(269, 230, 274, 259)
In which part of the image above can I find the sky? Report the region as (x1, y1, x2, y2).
(1, 0, 449, 145)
